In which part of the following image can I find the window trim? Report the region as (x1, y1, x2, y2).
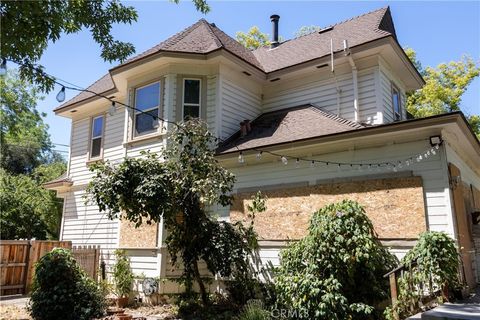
(391, 82, 402, 121)
(182, 78, 202, 120)
(133, 81, 162, 137)
(88, 113, 105, 161)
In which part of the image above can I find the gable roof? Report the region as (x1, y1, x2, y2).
(56, 7, 398, 111)
(217, 104, 365, 154)
(252, 7, 396, 72)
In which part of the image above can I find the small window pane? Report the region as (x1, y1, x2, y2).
(184, 105, 200, 119)
(92, 116, 103, 138)
(91, 138, 102, 158)
(135, 109, 159, 135)
(136, 83, 160, 111)
(184, 80, 200, 104)
(392, 88, 401, 120)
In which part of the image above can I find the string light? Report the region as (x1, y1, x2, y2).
(108, 101, 117, 116)
(238, 152, 244, 164)
(6, 58, 444, 174)
(56, 86, 66, 102)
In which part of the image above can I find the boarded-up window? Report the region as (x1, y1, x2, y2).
(231, 176, 426, 240)
(119, 219, 158, 248)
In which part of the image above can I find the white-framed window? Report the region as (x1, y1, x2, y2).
(182, 79, 201, 120)
(391, 83, 402, 121)
(134, 81, 161, 136)
(90, 115, 104, 159)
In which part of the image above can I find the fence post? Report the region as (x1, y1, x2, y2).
(389, 272, 399, 320)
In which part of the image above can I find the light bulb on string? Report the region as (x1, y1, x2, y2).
(281, 156, 288, 165)
(56, 86, 66, 102)
(431, 148, 436, 155)
(238, 152, 245, 164)
(295, 158, 300, 168)
(108, 101, 117, 116)
(256, 151, 262, 160)
(310, 160, 315, 168)
(435, 144, 440, 150)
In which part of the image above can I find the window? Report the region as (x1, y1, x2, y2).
(183, 79, 201, 119)
(90, 115, 104, 159)
(392, 84, 402, 121)
(134, 82, 160, 136)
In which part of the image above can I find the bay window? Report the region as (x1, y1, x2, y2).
(134, 82, 161, 136)
(182, 79, 201, 120)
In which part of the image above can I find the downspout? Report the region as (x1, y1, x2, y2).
(330, 39, 342, 116)
(344, 40, 359, 122)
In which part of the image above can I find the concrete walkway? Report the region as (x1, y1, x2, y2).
(0, 295, 29, 308)
(421, 303, 480, 319)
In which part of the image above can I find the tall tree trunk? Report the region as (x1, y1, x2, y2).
(193, 260, 208, 305)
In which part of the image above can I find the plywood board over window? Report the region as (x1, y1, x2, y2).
(119, 219, 158, 248)
(231, 176, 426, 240)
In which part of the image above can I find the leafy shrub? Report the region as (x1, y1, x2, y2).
(112, 249, 134, 298)
(275, 200, 397, 319)
(384, 231, 460, 319)
(29, 248, 105, 320)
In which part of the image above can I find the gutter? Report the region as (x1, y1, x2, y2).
(344, 40, 359, 122)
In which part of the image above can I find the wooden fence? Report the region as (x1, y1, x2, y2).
(0, 240, 100, 296)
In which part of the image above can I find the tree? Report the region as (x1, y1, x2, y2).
(405, 48, 480, 138)
(275, 200, 397, 319)
(236, 26, 271, 50)
(0, 70, 66, 240)
(0, 70, 59, 174)
(87, 120, 257, 305)
(1, 0, 209, 92)
(0, 162, 66, 240)
(294, 25, 322, 37)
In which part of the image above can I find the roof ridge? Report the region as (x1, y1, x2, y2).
(309, 104, 365, 128)
(252, 6, 389, 53)
(202, 20, 224, 48)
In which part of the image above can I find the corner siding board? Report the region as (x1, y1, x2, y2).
(221, 78, 262, 139)
(206, 75, 217, 132)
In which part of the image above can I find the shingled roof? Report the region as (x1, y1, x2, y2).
(253, 7, 396, 72)
(217, 104, 365, 154)
(56, 7, 397, 110)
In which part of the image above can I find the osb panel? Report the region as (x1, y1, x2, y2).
(119, 219, 158, 248)
(231, 177, 426, 240)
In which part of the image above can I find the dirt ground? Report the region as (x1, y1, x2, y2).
(0, 303, 178, 320)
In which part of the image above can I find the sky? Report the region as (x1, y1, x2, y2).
(33, 0, 480, 153)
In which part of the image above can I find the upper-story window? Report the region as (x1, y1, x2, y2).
(391, 84, 402, 121)
(134, 82, 161, 136)
(183, 79, 201, 120)
(90, 115, 104, 159)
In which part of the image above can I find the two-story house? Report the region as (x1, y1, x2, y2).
(45, 7, 480, 293)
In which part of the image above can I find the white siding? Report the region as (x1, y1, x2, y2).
(262, 69, 377, 124)
(69, 118, 92, 185)
(445, 144, 480, 190)
(62, 189, 119, 269)
(221, 78, 262, 139)
(206, 75, 217, 132)
(226, 140, 453, 265)
(104, 106, 127, 163)
(380, 66, 407, 123)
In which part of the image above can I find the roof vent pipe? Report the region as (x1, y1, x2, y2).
(270, 14, 280, 48)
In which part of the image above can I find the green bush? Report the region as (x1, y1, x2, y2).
(275, 200, 397, 319)
(29, 248, 105, 320)
(236, 300, 271, 320)
(384, 231, 460, 319)
(112, 249, 134, 298)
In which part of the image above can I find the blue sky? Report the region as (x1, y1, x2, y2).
(34, 0, 480, 153)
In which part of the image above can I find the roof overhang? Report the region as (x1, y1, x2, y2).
(43, 180, 73, 194)
(217, 112, 479, 175)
